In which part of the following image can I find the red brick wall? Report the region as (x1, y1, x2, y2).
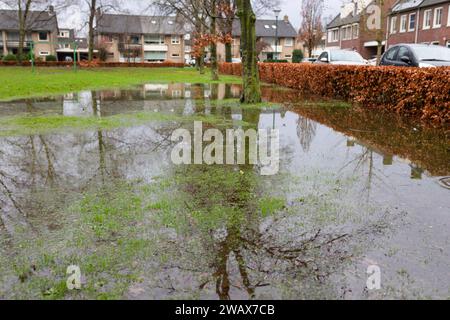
(387, 3, 450, 47)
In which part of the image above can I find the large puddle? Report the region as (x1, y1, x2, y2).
(0, 83, 449, 299)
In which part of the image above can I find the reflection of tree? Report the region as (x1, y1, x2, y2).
(296, 116, 317, 152)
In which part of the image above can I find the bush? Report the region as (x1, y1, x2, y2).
(45, 55, 57, 62)
(292, 49, 304, 63)
(2, 54, 17, 62)
(219, 62, 450, 125)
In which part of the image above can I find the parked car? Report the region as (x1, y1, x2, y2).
(380, 44, 450, 67)
(314, 50, 367, 66)
(302, 58, 317, 63)
(231, 57, 242, 63)
(368, 58, 378, 66)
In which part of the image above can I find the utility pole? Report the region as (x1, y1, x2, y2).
(273, 9, 281, 60)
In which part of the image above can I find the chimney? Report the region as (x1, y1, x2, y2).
(283, 15, 289, 22)
(48, 5, 55, 15)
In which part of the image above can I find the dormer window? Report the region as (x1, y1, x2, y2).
(151, 20, 156, 24)
(264, 25, 269, 29)
(271, 25, 277, 29)
(168, 21, 174, 25)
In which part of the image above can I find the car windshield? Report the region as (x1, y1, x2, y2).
(413, 46, 450, 61)
(330, 51, 364, 62)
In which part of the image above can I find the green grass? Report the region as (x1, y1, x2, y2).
(0, 67, 241, 101)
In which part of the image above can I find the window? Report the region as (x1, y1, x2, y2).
(400, 15, 407, 32)
(144, 35, 164, 45)
(284, 54, 292, 58)
(171, 53, 180, 57)
(39, 51, 49, 56)
(448, 6, 450, 26)
(328, 29, 339, 42)
(385, 47, 398, 61)
(408, 13, 416, 31)
(423, 10, 431, 29)
(397, 46, 410, 60)
(130, 35, 140, 44)
(433, 7, 443, 27)
(390, 16, 397, 34)
(318, 51, 328, 61)
(38, 32, 48, 41)
(284, 38, 293, 46)
(341, 26, 352, 40)
(59, 31, 69, 38)
(431, 41, 440, 45)
(171, 35, 180, 44)
(353, 24, 359, 38)
(447, 41, 450, 48)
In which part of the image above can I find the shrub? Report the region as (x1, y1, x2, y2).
(2, 54, 17, 62)
(292, 49, 304, 63)
(219, 62, 450, 125)
(45, 55, 57, 62)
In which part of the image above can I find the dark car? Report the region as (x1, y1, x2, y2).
(380, 44, 450, 67)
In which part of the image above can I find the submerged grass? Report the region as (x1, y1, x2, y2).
(0, 111, 250, 137)
(0, 67, 241, 101)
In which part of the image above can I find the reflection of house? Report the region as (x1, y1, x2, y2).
(0, 7, 58, 60)
(63, 91, 96, 116)
(217, 16, 298, 62)
(386, 0, 450, 48)
(95, 13, 189, 63)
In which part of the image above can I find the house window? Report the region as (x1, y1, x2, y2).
(390, 16, 397, 34)
(408, 13, 416, 31)
(448, 6, 450, 26)
(328, 29, 339, 42)
(38, 32, 48, 41)
(284, 54, 292, 59)
(145, 35, 164, 45)
(400, 15, 407, 32)
(433, 7, 443, 27)
(284, 38, 293, 46)
(423, 10, 431, 29)
(129, 35, 140, 44)
(353, 24, 359, 38)
(447, 41, 450, 48)
(102, 35, 113, 43)
(171, 35, 180, 44)
(39, 51, 49, 56)
(171, 53, 180, 57)
(431, 41, 440, 45)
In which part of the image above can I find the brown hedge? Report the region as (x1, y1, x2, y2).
(219, 63, 450, 125)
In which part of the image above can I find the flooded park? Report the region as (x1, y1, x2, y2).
(0, 83, 449, 299)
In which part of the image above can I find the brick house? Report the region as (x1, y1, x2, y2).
(0, 7, 58, 60)
(326, 0, 397, 59)
(95, 14, 189, 63)
(386, 0, 450, 48)
(56, 28, 91, 61)
(217, 16, 298, 62)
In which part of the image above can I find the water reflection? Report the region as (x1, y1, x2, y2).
(0, 83, 449, 299)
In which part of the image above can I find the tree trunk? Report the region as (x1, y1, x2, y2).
(210, 1, 219, 81)
(237, 0, 261, 104)
(18, 1, 32, 64)
(88, 0, 97, 61)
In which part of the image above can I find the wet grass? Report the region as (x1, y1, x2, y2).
(0, 111, 250, 137)
(0, 67, 241, 101)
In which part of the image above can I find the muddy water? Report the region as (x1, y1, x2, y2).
(0, 83, 449, 300)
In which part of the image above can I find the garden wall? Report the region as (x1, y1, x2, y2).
(219, 63, 450, 125)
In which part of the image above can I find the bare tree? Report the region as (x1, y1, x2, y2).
(298, 0, 324, 58)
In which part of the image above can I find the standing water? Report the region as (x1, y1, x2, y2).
(0, 83, 449, 299)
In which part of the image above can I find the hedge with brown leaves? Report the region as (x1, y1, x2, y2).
(219, 63, 450, 124)
(0, 61, 186, 68)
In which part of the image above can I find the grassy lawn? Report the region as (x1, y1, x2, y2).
(0, 67, 241, 101)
